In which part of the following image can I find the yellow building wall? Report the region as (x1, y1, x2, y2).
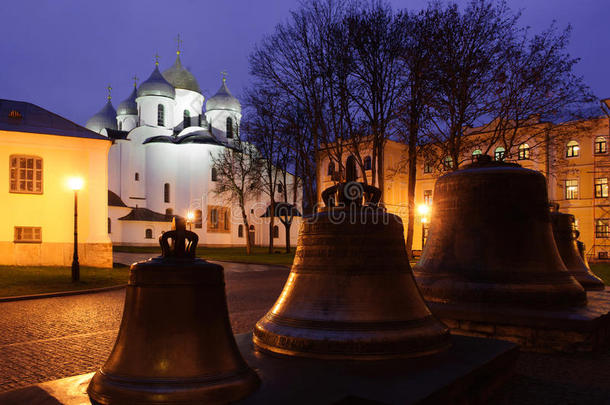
(0, 130, 112, 267)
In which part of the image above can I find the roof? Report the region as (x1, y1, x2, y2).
(118, 207, 173, 222)
(108, 190, 127, 207)
(143, 130, 223, 146)
(106, 128, 129, 140)
(117, 87, 138, 116)
(162, 54, 201, 93)
(206, 79, 241, 113)
(86, 100, 117, 133)
(0, 99, 109, 141)
(137, 65, 176, 99)
(260, 203, 302, 218)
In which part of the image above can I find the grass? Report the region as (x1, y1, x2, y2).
(0, 266, 129, 298)
(589, 263, 610, 286)
(113, 246, 296, 267)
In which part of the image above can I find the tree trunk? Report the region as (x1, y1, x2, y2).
(405, 125, 418, 260)
(284, 220, 292, 254)
(241, 205, 251, 255)
(268, 199, 275, 254)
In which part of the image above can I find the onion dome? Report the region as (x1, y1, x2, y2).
(117, 86, 138, 116)
(206, 77, 241, 113)
(137, 65, 175, 99)
(86, 99, 117, 133)
(162, 53, 201, 93)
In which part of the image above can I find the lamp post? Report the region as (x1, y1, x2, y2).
(68, 177, 84, 282)
(417, 204, 430, 251)
(186, 211, 194, 231)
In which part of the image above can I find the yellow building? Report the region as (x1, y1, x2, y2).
(0, 99, 112, 267)
(318, 115, 610, 262)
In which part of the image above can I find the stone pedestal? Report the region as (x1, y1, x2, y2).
(0, 333, 518, 405)
(427, 289, 610, 353)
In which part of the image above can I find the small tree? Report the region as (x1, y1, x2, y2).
(211, 139, 262, 255)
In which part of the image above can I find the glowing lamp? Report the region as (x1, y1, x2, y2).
(187, 211, 195, 221)
(68, 177, 84, 191)
(417, 204, 430, 216)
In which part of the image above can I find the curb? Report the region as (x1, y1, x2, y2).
(115, 258, 292, 270)
(0, 284, 127, 303)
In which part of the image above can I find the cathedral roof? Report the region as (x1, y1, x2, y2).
(85, 100, 117, 133)
(117, 86, 138, 116)
(108, 190, 127, 207)
(137, 65, 175, 99)
(143, 130, 223, 146)
(162, 54, 201, 93)
(118, 207, 174, 222)
(206, 78, 241, 113)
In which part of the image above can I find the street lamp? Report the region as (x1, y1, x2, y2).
(417, 204, 430, 250)
(68, 177, 84, 282)
(186, 211, 195, 231)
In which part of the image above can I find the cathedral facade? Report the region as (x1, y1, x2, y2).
(86, 51, 300, 247)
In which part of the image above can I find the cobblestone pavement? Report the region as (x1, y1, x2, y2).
(0, 262, 289, 393)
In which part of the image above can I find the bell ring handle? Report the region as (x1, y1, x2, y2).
(159, 217, 199, 258)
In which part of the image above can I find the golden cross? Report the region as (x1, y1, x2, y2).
(175, 34, 183, 55)
(221, 70, 228, 83)
(107, 85, 112, 101)
(132, 75, 138, 88)
(154, 52, 160, 66)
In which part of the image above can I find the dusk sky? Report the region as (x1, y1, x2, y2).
(1, 0, 608, 126)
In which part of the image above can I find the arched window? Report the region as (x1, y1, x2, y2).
(518, 143, 530, 160)
(164, 183, 170, 203)
(195, 209, 202, 228)
(226, 117, 233, 139)
(494, 147, 505, 161)
(107, 218, 111, 233)
(566, 140, 579, 158)
(211, 167, 218, 182)
(249, 225, 255, 231)
(198, 114, 202, 127)
(346, 155, 357, 182)
(595, 136, 607, 154)
(183, 110, 190, 127)
(134, 172, 139, 181)
(235, 123, 239, 138)
(273, 225, 279, 238)
(472, 149, 482, 160)
(423, 161, 433, 173)
(364, 156, 372, 171)
(327, 161, 335, 176)
(157, 104, 165, 126)
(443, 156, 453, 170)
(238, 224, 244, 237)
(118, 121, 122, 131)
(277, 183, 284, 193)
(145, 228, 153, 239)
(165, 208, 173, 216)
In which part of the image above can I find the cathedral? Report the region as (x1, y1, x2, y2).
(85, 49, 300, 247)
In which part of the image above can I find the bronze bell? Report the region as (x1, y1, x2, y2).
(550, 211, 605, 290)
(253, 181, 451, 360)
(413, 156, 586, 308)
(87, 218, 259, 404)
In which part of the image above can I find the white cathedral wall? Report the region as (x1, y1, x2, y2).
(136, 95, 175, 128)
(108, 142, 122, 195)
(117, 115, 137, 132)
(205, 109, 241, 142)
(117, 221, 172, 246)
(145, 143, 179, 215)
(172, 89, 204, 128)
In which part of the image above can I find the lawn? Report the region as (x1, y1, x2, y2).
(589, 263, 610, 286)
(114, 245, 296, 267)
(0, 266, 129, 298)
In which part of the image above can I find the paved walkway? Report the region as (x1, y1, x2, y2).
(0, 262, 289, 393)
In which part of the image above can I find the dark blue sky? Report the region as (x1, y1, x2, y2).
(0, 1, 607, 126)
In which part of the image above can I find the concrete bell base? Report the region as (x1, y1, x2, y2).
(0, 333, 518, 405)
(427, 289, 610, 353)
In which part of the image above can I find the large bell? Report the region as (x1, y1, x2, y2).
(253, 181, 451, 360)
(550, 211, 605, 290)
(413, 157, 586, 308)
(88, 218, 259, 404)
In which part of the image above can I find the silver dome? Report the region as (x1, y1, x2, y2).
(85, 100, 117, 133)
(117, 87, 137, 116)
(206, 79, 241, 113)
(137, 65, 175, 99)
(162, 54, 201, 93)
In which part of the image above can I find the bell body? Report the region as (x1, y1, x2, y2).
(413, 162, 586, 308)
(254, 207, 451, 360)
(88, 257, 259, 404)
(551, 212, 605, 290)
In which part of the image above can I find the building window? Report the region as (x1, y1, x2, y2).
(423, 190, 432, 205)
(422, 223, 429, 246)
(327, 161, 335, 176)
(443, 156, 453, 170)
(108, 218, 111, 233)
(145, 228, 153, 239)
(238, 224, 244, 237)
(235, 123, 239, 138)
(596, 219, 610, 238)
(277, 183, 284, 193)
(165, 208, 173, 216)
(273, 225, 279, 238)
(224, 210, 230, 231)
(184, 110, 190, 127)
(157, 104, 165, 126)
(423, 161, 433, 173)
(211, 167, 218, 182)
(494, 147, 505, 161)
(135, 172, 139, 181)
(8, 110, 23, 120)
(195, 209, 202, 228)
(164, 183, 170, 203)
(364, 156, 372, 171)
(595, 136, 607, 154)
(566, 140, 579, 158)
(595, 178, 608, 198)
(210, 208, 218, 229)
(518, 143, 530, 160)
(14, 226, 42, 243)
(472, 149, 482, 160)
(118, 121, 122, 131)
(10, 155, 43, 194)
(226, 117, 233, 139)
(198, 114, 202, 127)
(565, 179, 579, 200)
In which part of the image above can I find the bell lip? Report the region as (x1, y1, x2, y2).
(87, 367, 260, 405)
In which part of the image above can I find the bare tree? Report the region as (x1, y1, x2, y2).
(211, 139, 262, 255)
